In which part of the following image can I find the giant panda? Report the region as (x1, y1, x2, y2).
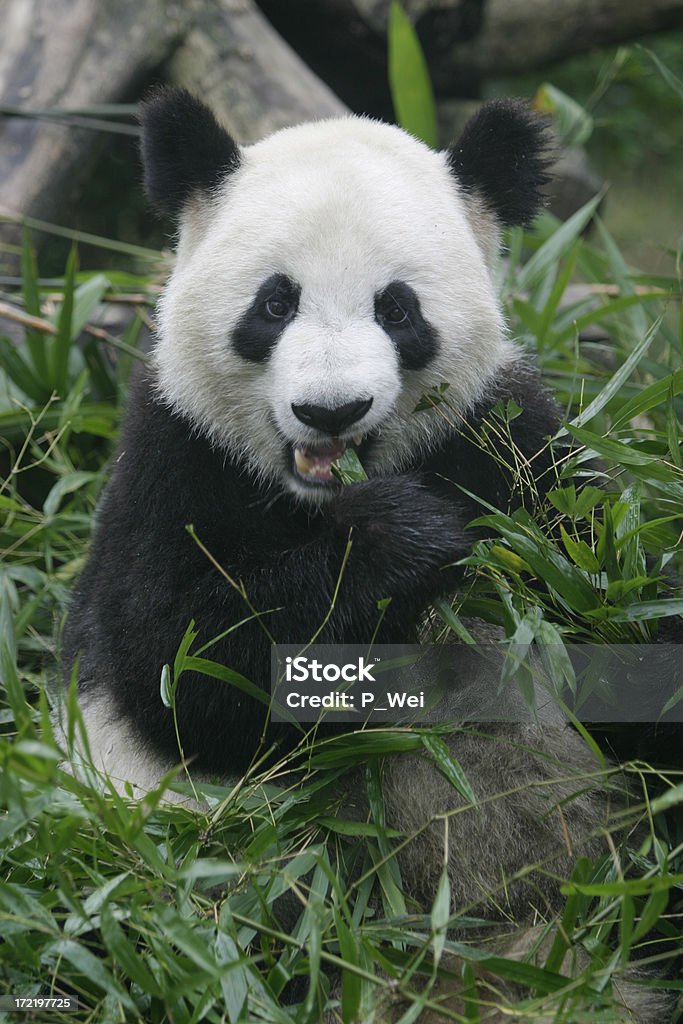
(61, 89, 670, 1021)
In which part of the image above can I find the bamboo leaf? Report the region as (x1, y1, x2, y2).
(43, 471, 99, 517)
(589, 599, 683, 622)
(46, 938, 136, 1010)
(334, 908, 362, 1024)
(632, 887, 670, 944)
(21, 227, 48, 379)
(421, 733, 477, 804)
(610, 369, 683, 429)
(535, 84, 594, 147)
(560, 526, 601, 573)
(565, 423, 662, 467)
(518, 192, 604, 291)
(100, 904, 161, 996)
(388, 1, 438, 148)
(71, 273, 110, 338)
(0, 336, 48, 402)
(567, 314, 663, 430)
(51, 244, 78, 395)
(216, 932, 249, 1024)
(183, 655, 270, 706)
(432, 598, 477, 644)
(641, 45, 683, 102)
(555, 292, 662, 347)
(472, 512, 600, 611)
(332, 446, 368, 484)
(431, 864, 450, 965)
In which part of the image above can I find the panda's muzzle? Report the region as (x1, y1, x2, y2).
(289, 399, 373, 485)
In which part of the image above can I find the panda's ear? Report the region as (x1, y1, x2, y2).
(446, 100, 552, 228)
(139, 87, 241, 218)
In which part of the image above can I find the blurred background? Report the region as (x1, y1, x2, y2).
(1, 0, 681, 275)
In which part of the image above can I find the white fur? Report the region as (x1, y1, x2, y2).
(153, 116, 518, 501)
(58, 694, 193, 804)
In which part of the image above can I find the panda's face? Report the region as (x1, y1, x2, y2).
(153, 117, 513, 502)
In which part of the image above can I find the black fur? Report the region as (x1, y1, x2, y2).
(140, 88, 241, 217)
(447, 100, 553, 227)
(232, 275, 301, 362)
(291, 398, 373, 433)
(63, 361, 559, 775)
(375, 281, 439, 370)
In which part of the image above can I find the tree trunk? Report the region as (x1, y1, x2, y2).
(257, 0, 683, 106)
(353, 0, 683, 90)
(439, 0, 683, 82)
(0, 0, 189, 250)
(0, 0, 347, 265)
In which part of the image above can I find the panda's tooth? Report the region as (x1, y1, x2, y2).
(353, 433, 362, 446)
(294, 447, 314, 476)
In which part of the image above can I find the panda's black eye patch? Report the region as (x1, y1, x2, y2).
(233, 274, 300, 362)
(374, 281, 439, 370)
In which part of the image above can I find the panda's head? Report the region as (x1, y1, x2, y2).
(141, 89, 550, 503)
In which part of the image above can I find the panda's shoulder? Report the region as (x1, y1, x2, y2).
(473, 355, 560, 428)
(101, 368, 243, 538)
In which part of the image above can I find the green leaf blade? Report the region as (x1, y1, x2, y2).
(388, 2, 439, 148)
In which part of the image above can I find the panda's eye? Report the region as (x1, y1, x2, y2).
(265, 296, 292, 319)
(376, 285, 411, 328)
(374, 280, 439, 370)
(384, 303, 408, 325)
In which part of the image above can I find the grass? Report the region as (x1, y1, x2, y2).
(1, 164, 683, 1023)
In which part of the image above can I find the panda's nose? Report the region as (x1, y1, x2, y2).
(291, 398, 373, 435)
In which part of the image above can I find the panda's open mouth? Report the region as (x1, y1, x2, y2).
(291, 434, 364, 486)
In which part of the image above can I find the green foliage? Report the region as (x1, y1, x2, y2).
(427, 200, 683, 648)
(387, 1, 439, 148)
(2, 692, 682, 1022)
(535, 83, 594, 147)
(0, 237, 152, 689)
(331, 447, 368, 485)
(492, 34, 683, 171)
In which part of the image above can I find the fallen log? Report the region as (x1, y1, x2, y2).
(0, 0, 347, 266)
(0, 0, 190, 261)
(257, 0, 683, 100)
(418, 0, 683, 88)
(166, 0, 347, 143)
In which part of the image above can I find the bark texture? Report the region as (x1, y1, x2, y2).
(0, 0, 188, 233)
(259, 0, 683, 101)
(166, 0, 348, 144)
(431, 0, 683, 81)
(0, 0, 347, 258)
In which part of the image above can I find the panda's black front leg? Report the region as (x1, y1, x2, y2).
(239, 474, 473, 644)
(331, 475, 473, 635)
(146, 474, 471, 773)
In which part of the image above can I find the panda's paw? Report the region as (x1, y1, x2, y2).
(332, 476, 469, 572)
